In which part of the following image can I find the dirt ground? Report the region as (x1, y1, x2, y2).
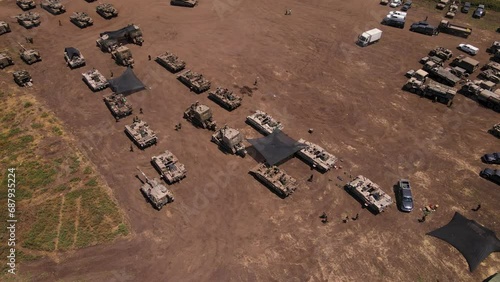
(1, 0, 500, 280)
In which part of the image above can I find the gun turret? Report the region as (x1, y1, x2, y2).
(136, 167, 151, 184)
(18, 42, 26, 52)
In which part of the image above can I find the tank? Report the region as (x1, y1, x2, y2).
(246, 110, 284, 135)
(0, 53, 14, 69)
(177, 70, 211, 93)
(41, 0, 66, 15)
(70, 12, 93, 28)
(125, 116, 157, 149)
(96, 3, 118, 19)
(103, 93, 133, 118)
(0, 21, 11, 35)
(13, 70, 32, 87)
(208, 87, 242, 111)
(16, 0, 36, 11)
(345, 175, 393, 213)
(296, 139, 337, 172)
(489, 123, 500, 138)
(250, 163, 298, 198)
(16, 12, 41, 28)
(137, 168, 174, 210)
(155, 52, 186, 73)
(183, 101, 217, 130)
(151, 150, 187, 184)
(82, 68, 109, 91)
(111, 45, 134, 67)
(18, 44, 41, 65)
(211, 125, 247, 157)
(429, 47, 453, 61)
(170, 0, 197, 7)
(64, 47, 85, 69)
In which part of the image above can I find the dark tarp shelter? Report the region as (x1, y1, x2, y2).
(100, 25, 139, 40)
(427, 212, 500, 272)
(64, 47, 80, 60)
(484, 272, 499, 282)
(247, 129, 306, 166)
(108, 67, 146, 96)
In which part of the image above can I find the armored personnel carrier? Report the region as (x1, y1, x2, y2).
(177, 70, 211, 93)
(137, 168, 174, 210)
(151, 150, 187, 184)
(16, 0, 36, 11)
(183, 101, 217, 130)
(489, 123, 500, 138)
(250, 163, 298, 198)
(111, 45, 134, 67)
(345, 175, 393, 213)
(246, 110, 284, 135)
(96, 24, 143, 52)
(103, 93, 133, 119)
(208, 87, 242, 111)
(0, 21, 11, 35)
(64, 47, 85, 69)
(70, 12, 93, 28)
(211, 125, 247, 157)
(170, 0, 197, 7)
(403, 78, 456, 106)
(96, 3, 118, 19)
(13, 70, 32, 87)
(429, 47, 453, 61)
(155, 52, 186, 73)
(19, 44, 41, 65)
(16, 12, 40, 28)
(125, 117, 157, 149)
(296, 139, 337, 172)
(41, 0, 66, 15)
(0, 53, 14, 69)
(82, 69, 108, 91)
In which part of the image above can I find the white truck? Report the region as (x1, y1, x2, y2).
(357, 28, 382, 47)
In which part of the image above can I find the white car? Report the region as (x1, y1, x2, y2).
(389, 0, 402, 7)
(458, 43, 479, 55)
(387, 11, 406, 20)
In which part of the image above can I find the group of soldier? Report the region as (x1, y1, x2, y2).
(319, 212, 359, 224)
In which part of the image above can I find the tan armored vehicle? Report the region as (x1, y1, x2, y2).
(211, 125, 247, 157)
(246, 110, 284, 135)
(445, 2, 458, 18)
(137, 168, 174, 210)
(96, 3, 118, 19)
(208, 87, 242, 111)
(13, 70, 32, 87)
(41, 0, 66, 15)
(18, 44, 41, 65)
(177, 70, 211, 93)
(155, 52, 186, 73)
(436, 0, 449, 10)
(16, 12, 40, 28)
(103, 93, 133, 119)
(111, 45, 134, 67)
(16, 0, 36, 11)
(0, 53, 14, 69)
(96, 24, 143, 52)
(125, 116, 157, 149)
(250, 163, 298, 198)
(296, 139, 337, 172)
(345, 175, 393, 213)
(171, 0, 197, 7)
(183, 101, 217, 130)
(489, 123, 500, 138)
(70, 12, 93, 28)
(404, 78, 456, 106)
(380, 0, 389, 5)
(82, 69, 109, 91)
(429, 47, 453, 61)
(64, 47, 85, 69)
(151, 150, 187, 184)
(0, 21, 11, 35)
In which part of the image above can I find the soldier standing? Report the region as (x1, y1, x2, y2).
(472, 204, 481, 211)
(110, 71, 114, 77)
(130, 144, 134, 152)
(352, 213, 359, 220)
(115, 116, 119, 122)
(307, 174, 314, 182)
(148, 55, 151, 61)
(139, 108, 143, 114)
(58, 20, 62, 26)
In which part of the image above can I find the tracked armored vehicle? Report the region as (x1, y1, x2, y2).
(246, 110, 284, 135)
(171, 0, 197, 7)
(208, 87, 242, 111)
(103, 93, 132, 118)
(178, 70, 211, 93)
(111, 45, 134, 67)
(0, 21, 11, 35)
(70, 12, 93, 28)
(64, 47, 85, 69)
(13, 70, 32, 87)
(96, 24, 143, 52)
(151, 150, 187, 184)
(296, 139, 337, 172)
(82, 69, 108, 91)
(16, 12, 40, 28)
(17, 0, 36, 10)
(429, 47, 453, 61)
(250, 163, 298, 198)
(125, 117, 157, 149)
(489, 123, 500, 138)
(96, 3, 118, 19)
(41, 0, 66, 15)
(183, 101, 217, 130)
(0, 53, 14, 69)
(403, 78, 456, 106)
(155, 52, 185, 73)
(19, 44, 41, 65)
(211, 125, 246, 157)
(137, 168, 174, 210)
(345, 175, 393, 213)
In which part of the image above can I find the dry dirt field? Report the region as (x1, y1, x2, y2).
(1, 0, 500, 281)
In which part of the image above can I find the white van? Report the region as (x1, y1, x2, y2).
(458, 43, 479, 55)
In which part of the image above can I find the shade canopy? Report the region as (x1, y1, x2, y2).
(247, 129, 306, 166)
(100, 25, 139, 40)
(108, 67, 146, 95)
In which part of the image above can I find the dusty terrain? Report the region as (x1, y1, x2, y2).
(1, 0, 500, 280)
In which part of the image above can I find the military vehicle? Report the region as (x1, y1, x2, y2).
(482, 61, 500, 73)
(296, 139, 337, 172)
(436, 0, 449, 10)
(450, 55, 480, 74)
(208, 87, 242, 111)
(16, 12, 41, 28)
(96, 3, 119, 19)
(211, 125, 247, 157)
(16, 0, 36, 11)
(41, 0, 66, 15)
(476, 89, 500, 112)
(70, 12, 93, 28)
(177, 70, 211, 93)
(18, 43, 41, 65)
(13, 70, 32, 87)
(155, 52, 186, 73)
(82, 68, 108, 91)
(345, 175, 393, 214)
(445, 2, 458, 18)
(125, 116, 157, 149)
(103, 93, 133, 118)
(429, 47, 453, 61)
(489, 123, 500, 138)
(151, 150, 187, 184)
(403, 78, 456, 106)
(170, 0, 197, 7)
(64, 47, 85, 69)
(461, 80, 495, 97)
(111, 45, 134, 67)
(444, 66, 468, 78)
(0, 21, 11, 35)
(250, 163, 298, 198)
(137, 168, 174, 210)
(246, 110, 284, 135)
(438, 20, 472, 38)
(487, 41, 500, 54)
(380, 0, 389, 5)
(423, 61, 461, 87)
(405, 69, 428, 81)
(0, 53, 14, 69)
(183, 101, 217, 130)
(419, 55, 444, 67)
(480, 69, 500, 84)
(96, 24, 143, 52)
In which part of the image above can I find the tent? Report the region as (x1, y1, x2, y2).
(108, 67, 146, 96)
(100, 24, 141, 40)
(247, 129, 306, 166)
(427, 212, 500, 272)
(64, 47, 80, 59)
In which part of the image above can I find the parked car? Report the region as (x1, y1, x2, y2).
(480, 168, 500, 185)
(473, 4, 486, 18)
(390, 0, 402, 8)
(410, 21, 439, 36)
(397, 179, 414, 212)
(458, 43, 479, 55)
(401, 0, 412, 11)
(482, 153, 500, 164)
(461, 2, 471, 13)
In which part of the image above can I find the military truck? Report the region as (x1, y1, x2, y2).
(18, 43, 41, 65)
(211, 125, 247, 157)
(444, 66, 468, 79)
(155, 52, 186, 73)
(250, 163, 298, 198)
(125, 116, 157, 149)
(0, 53, 14, 69)
(137, 168, 174, 210)
(70, 12, 93, 28)
(405, 69, 429, 81)
(13, 70, 32, 87)
(489, 123, 500, 138)
(436, 0, 449, 9)
(476, 89, 500, 112)
(183, 101, 217, 130)
(438, 20, 472, 38)
(171, 0, 197, 7)
(151, 150, 187, 184)
(208, 87, 242, 111)
(96, 24, 143, 52)
(423, 61, 461, 87)
(296, 139, 337, 172)
(82, 68, 108, 91)
(0, 21, 11, 35)
(480, 69, 500, 84)
(403, 78, 456, 106)
(487, 41, 500, 54)
(419, 55, 444, 67)
(16, 12, 41, 28)
(429, 47, 453, 61)
(177, 70, 211, 93)
(96, 3, 118, 19)
(64, 47, 85, 69)
(246, 110, 284, 135)
(41, 0, 66, 15)
(482, 61, 500, 73)
(451, 55, 479, 73)
(103, 93, 132, 118)
(17, 0, 36, 10)
(345, 175, 393, 213)
(111, 45, 134, 67)
(445, 2, 458, 18)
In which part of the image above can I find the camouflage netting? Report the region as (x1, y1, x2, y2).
(247, 129, 306, 166)
(108, 67, 146, 95)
